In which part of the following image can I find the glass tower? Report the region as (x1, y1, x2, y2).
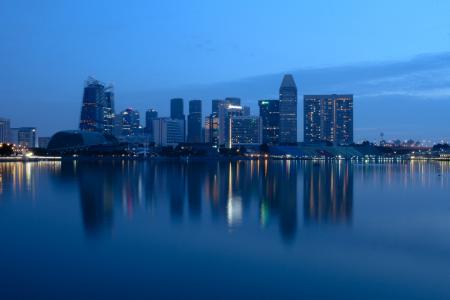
(279, 74, 297, 144)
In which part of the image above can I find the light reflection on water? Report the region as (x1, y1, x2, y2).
(1, 160, 450, 299)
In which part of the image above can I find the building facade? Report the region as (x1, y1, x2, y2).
(187, 100, 202, 143)
(279, 74, 298, 144)
(153, 118, 185, 147)
(204, 114, 220, 145)
(230, 116, 262, 147)
(303, 94, 353, 145)
(0, 118, 10, 143)
(17, 127, 37, 148)
(258, 100, 280, 145)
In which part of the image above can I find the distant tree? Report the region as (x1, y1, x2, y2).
(432, 143, 450, 151)
(0, 144, 14, 156)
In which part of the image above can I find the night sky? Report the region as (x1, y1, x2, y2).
(1, 0, 450, 142)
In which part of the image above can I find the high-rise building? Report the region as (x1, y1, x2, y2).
(258, 100, 280, 145)
(145, 109, 158, 141)
(17, 127, 37, 148)
(0, 118, 11, 143)
(243, 106, 251, 116)
(211, 100, 224, 114)
(170, 98, 185, 141)
(279, 74, 298, 144)
(225, 97, 241, 106)
(204, 114, 219, 145)
(153, 118, 185, 147)
(118, 108, 140, 136)
(170, 98, 184, 120)
(187, 100, 202, 143)
(230, 116, 262, 147)
(79, 77, 115, 135)
(103, 88, 115, 135)
(303, 94, 353, 145)
(218, 103, 244, 148)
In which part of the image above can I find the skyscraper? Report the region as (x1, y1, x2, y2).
(258, 100, 280, 145)
(279, 74, 298, 144)
(0, 118, 11, 143)
(145, 109, 158, 141)
(170, 98, 185, 141)
(118, 108, 140, 136)
(225, 97, 241, 106)
(211, 100, 224, 114)
(187, 100, 202, 143)
(303, 94, 353, 145)
(103, 87, 115, 135)
(79, 77, 115, 135)
(170, 98, 184, 120)
(204, 114, 219, 145)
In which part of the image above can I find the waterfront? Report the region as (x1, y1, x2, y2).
(1, 161, 450, 299)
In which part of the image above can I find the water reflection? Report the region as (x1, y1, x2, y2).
(303, 162, 353, 225)
(1, 160, 449, 243)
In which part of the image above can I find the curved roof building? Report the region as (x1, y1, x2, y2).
(47, 130, 118, 151)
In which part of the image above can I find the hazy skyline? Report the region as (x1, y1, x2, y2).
(1, 0, 450, 141)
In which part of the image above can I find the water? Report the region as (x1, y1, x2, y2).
(0, 160, 449, 299)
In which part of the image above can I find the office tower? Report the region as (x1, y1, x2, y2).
(103, 87, 115, 135)
(243, 106, 251, 116)
(152, 118, 185, 146)
(211, 100, 224, 114)
(230, 116, 262, 147)
(145, 109, 158, 141)
(79, 77, 115, 134)
(225, 97, 241, 106)
(303, 94, 353, 145)
(170, 98, 184, 120)
(38, 137, 51, 148)
(119, 108, 140, 136)
(0, 118, 11, 143)
(279, 74, 298, 144)
(258, 100, 280, 145)
(204, 114, 219, 145)
(187, 100, 202, 143)
(17, 127, 37, 148)
(170, 98, 185, 141)
(218, 103, 244, 148)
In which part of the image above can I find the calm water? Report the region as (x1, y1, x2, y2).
(1, 160, 450, 299)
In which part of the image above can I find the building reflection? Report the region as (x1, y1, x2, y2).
(303, 162, 353, 225)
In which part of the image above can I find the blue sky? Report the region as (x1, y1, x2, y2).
(1, 0, 450, 141)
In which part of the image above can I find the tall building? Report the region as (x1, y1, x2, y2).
(258, 100, 280, 145)
(145, 109, 158, 141)
(170, 98, 185, 141)
(211, 100, 224, 114)
(103, 87, 115, 135)
(279, 74, 298, 144)
(204, 114, 219, 145)
(17, 127, 37, 148)
(230, 116, 262, 147)
(303, 94, 353, 145)
(118, 108, 140, 136)
(170, 98, 184, 120)
(153, 118, 185, 147)
(0, 118, 10, 143)
(79, 77, 115, 135)
(225, 97, 241, 106)
(218, 103, 244, 148)
(187, 100, 202, 143)
(243, 106, 251, 116)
